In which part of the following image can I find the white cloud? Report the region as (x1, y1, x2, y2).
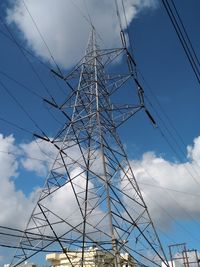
(6, 0, 157, 69)
(2, 132, 200, 260)
(187, 136, 200, 162)
(0, 134, 33, 229)
(130, 136, 200, 230)
(18, 139, 108, 237)
(20, 138, 106, 178)
(17, 135, 200, 238)
(25, 166, 108, 242)
(11, 134, 200, 232)
(1, 131, 200, 267)
(20, 139, 57, 176)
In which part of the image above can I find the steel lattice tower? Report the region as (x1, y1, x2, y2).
(11, 28, 168, 267)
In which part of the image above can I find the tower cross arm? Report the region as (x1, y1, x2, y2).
(105, 103, 144, 128)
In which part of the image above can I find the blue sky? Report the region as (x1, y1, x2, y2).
(0, 0, 200, 266)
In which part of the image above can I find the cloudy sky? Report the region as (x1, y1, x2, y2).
(0, 0, 200, 266)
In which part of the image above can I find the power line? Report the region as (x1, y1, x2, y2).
(138, 70, 188, 151)
(0, 68, 66, 128)
(33, 137, 58, 163)
(162, 0, 200, 85)
(139, 159, 200, 242)
(81, 0, 94, 28)
(136, 167, 200, 242)
(146, 193, 200, 244)
(132, 62, 200, 190)
(0, 22, 68, 99)
(20, 0, 107, 103)
(144, 94, 200, 188)
(114, 0, 200, 188)
(0, 116, 33, 135)
(0, 16, 66, 141)
(134, 153, 200, 242)
(120, 0, 135, 59)
(115, 0, 199, 173)
(0, 79, 46, 136)
(70, 0, 93, 28)
(159, 128, 200, 187)
(0, 149, 53, 165)
(169, 0, 200, 68)
(22, 0, 63, 76)
(139, 182, 200, 198)
(70, 0, 106, 47)
(113, 1, 200, 244)
(138, 166, 200, 228)
(114, 0, 123, 34)
(0, 28, 50, 70)
(0, 69, 43, 100)
(0, 15, 53, 98)
(22, 0, 105, 73)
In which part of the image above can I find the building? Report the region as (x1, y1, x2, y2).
(162, 260, 182, 267)
(46, 247, 135, 267)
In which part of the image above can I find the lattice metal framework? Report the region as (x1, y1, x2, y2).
(11, 28, 168, 267)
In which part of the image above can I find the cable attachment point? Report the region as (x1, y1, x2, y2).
(134, 78, 144, 105)
(145, 108, 157, 127)
(120, 30, 127, 48)
(51, 69, 64, 80)
(134, 78, 157, 127)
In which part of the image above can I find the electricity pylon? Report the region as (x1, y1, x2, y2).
(11, 28, 168, 267)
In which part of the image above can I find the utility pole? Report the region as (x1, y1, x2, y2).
(169, 243, 200, 267)
(11, 27, 168, 267)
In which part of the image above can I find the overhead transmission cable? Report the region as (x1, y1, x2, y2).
(70, 0, 106, 47)
(145, 193, 200, 244)
(21, 0, 108, 103)
(0, 16, 54, 99)
(0, 70, 67, 127)
(120, 0, 135, 60)
(161, 0, 200, 85)
(120, 0, 200, 173)
(0, 28, 50, 69)
(138, 71, 188, 150)
(0, 116, 33, 135)
(114, 0, 200, 243)
(22, 0, 63, 76)
(23, 0, 105, 68)
(115, 0, 200, 180)
(0, 0, 197, 262)
(70, 0, 93, 27)
(0, 24, 67, 97)
(117, 0, 200, 172)
(144, 94, 200, 187)
(0, 24, 66, 98)
(0, 79, 47, 137)
(116, 0, 200, 187)
(21, 0, 106, 104)
(0, 15, 67, 140)
(0, 69, 66, 129)
(135, 162, 200, 242)
(137, 163, 200, 230)
(81, 0, 93, 28)
(2, 0, 198, 251)
(139, 182, 200, 198)
(1, 8, 78, 176)
(0, 118, 58, 169)
(0, 69, 43, 100)
(0, 149, 54, 165)
(169, 0, 200, 67)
